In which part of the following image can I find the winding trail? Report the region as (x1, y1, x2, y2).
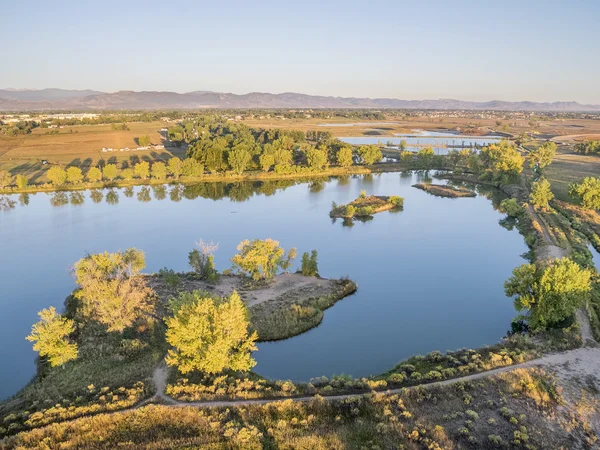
(149, 344, 600, 409)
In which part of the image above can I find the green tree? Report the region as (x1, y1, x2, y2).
(47, 166, 67, 185)
(188, 239, 219, 281)
(102, 164, 119, 181)
(134, 161, 150, 180)
(231, 238, 297, 280)
(165, 291, 258, 374)
(73, 249, 154, 332)
(259, 153, 275, 172)
(0, 169, 14, 188)
(401, 151, 414, 165)
(336, 146, 353, 168)
(15, 174, 28, 189)
(357, 145, 383, 165)
(86, 167, 103, 183)
(168, 157, 183, 178)
(138, 135, 151, 147)
(26, 307, 78, 367)
(305, 147, 328, 170)
(529, 177, 554, 209)
(569, 177, 600, 210)
(228, 146, 252, 174)
(399, 140, 408, 151)
(529, 142, 556, 170)
(300, 250, 319, 276)
(182, 158, 204, 177)
(151, 162, 168, 180)
(66, 167, 84, 184)
(504, 258, 592, 329)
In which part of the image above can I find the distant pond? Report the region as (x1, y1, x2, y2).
(0, 172, 527, 399)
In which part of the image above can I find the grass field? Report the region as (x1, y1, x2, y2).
(545, 146, 600, 202)
(0, 121, 187, 183)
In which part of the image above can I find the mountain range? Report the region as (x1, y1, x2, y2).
(1, 89, 599, 112)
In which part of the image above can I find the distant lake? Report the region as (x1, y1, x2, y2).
(0, 172, 526, 399)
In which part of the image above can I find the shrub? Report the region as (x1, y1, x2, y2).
(159, 267, 180, 288)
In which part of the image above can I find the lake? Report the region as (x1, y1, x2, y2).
(0, 172, 527, 400)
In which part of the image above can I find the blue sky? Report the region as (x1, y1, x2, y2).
(2, 0, 599, 103)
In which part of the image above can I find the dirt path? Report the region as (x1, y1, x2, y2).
(149, 346, 600, 409)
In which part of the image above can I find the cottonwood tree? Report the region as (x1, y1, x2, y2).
(47, 166, 67, 185)
(529, 142, 556, 170)
(138, 135, 151, 147)
(300, 250, 319, 276)
(165, 291, 257, 374)
(15, 174, 28, 189)
(259, 153, 275, 172)
(102, 164, 119, 181)
(181, 158, 204, 177)
(504, 258, 592, 329)
(336, 146, 353, 168)
(0, 169, 14, 188)
(168, 157, 183, 178)
(228, 146, 251, 174)
(134, 161, 150, 180)
(66, 167, 84, 184)
(73, 249, 154, 332)
(569, 177, 600, 210)
(189, 239, 219, 281)
(151, 162, 167, 180)
(478, 141, 524, 184)
(231, 238, 296, 280)
(26, 307, 78, 367)
(358, 145, 383, 165)
(529, 178, 554, 209)
(86, 167, 103, 183)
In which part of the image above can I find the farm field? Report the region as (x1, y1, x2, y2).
(545, 146, 600, 202)
(0, 121, 186, 183)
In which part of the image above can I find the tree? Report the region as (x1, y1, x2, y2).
(259, 153, 275, 172)
(305, 147, 328, 170)
(102, 164, 119, 181)
(300, 250, 319, 276)
(121, 168, 134, 181)
(182, 158, 204, 177)
(401, 151, 414, 165)
(336, 146, 353, 168)
(73, 249, 154, 332)
(138, 135, 151, 147)
(165, 291, 258, 374)
(504, 258, 592, 329)
(168, 157, 183, 178)
(574, 141, 600, 156)
(479, 141, 524, 184)
(228, 146, 251, 174)
(569, 177, 600, 210)
(151, 162, 168, 180)
(15, 174, 28, 189)
(47, 166, 67, 185)
(358, 145, 382, 165)
(231, 238, 297, 280)
(528, 142, 556, 170)
(0, 169, 14, 188)
(86, 167, 103, 183)
(529, 178, 554, 209)
(26, 307, 78, 367)
(188, 239, 219, 281)
(66, 167, 84, 184)
(134, 161, 150, 180)
(417, 147, 435, 167)
(399, 140, 408, 151)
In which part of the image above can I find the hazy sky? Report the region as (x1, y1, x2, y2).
(2, 0, 599, 103)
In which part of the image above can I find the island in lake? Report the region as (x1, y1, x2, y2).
(330, 191, 404, 219)
(412, 183, 476, 198)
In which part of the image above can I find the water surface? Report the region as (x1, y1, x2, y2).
(0, 172, 526, 399)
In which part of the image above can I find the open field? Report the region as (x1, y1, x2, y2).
(545, 146, 600, 202)
(0, 121, 187, 183)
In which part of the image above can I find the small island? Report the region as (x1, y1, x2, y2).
(412, 183, 476, 198)
(330, 191, 404, 219)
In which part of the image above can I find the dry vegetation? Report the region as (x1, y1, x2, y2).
(0, 121, 186, 183)
(412, 183, 476, 198)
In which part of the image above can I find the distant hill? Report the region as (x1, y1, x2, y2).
(1, 89, 599, 112)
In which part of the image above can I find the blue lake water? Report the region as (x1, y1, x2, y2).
(0, 172, 527, 399)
